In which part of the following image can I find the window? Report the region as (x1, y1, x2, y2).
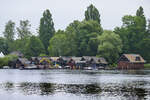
(135, 56, 141, 61)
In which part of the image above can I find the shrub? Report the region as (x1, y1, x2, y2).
(144, 64, 150, 69)
(39, 54, 47, 57)
(0, 55, 18, 68)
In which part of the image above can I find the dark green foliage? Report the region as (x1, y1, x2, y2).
(17, 20, 32, 39)
(3, 20, 16, 53)
(3, 20, 15, 41)
(136, 6, 144, 17)
(48, 30, 77, 56)
(139, 38, 150, 62)
(66, 20, 103, 56)
(39, 9, 55, 53)
(97, 30, 122, 64)
(0, 38, 8, 54)
(85, 4, 101, 24)
(12, 38, 30, 54)
(25, 36, 45, 58)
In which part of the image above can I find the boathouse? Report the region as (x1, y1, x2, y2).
(16, 58, 30, 68)
(83, 56, 108, 68)
(117, 54, 146, 69)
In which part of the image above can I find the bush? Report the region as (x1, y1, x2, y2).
(0, 55, 18, 68)
(109, 63, 117, 68)
(39, 54, 47, 57)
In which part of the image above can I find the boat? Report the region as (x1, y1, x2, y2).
(3, 66, 10, 69)
(19, 64, 39, 70)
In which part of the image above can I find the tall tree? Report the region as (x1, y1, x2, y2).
(97, 30, 122, 64)
(136, 6, 144, 17)
(3, 20, 15, 41)
(85, 4, 101, 24)
(39, 9, 55, 53)
(17, 20, 32, 39)
(25, 36, 45, 58)
(136, 6, 146, 34)
(114, 6, 147, 54)
(3, 20, 16, 53)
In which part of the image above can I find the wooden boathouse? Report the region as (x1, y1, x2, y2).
(117, 54, 146, 69)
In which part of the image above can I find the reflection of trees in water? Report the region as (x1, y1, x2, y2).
(101, 81, 148, 100)
(19, 82, 54, 95)
(39, 83, 54, 95)
(55, 84, 101, 94)
(0, 82, 149, 99)
(19, 82, 40, 95)
(4, 82, 14, 92)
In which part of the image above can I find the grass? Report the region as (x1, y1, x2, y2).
(144, 64, 150, 69)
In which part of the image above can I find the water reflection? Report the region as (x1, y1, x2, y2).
(0, 81, 149, 99)
(3, 82, 14, 92)
(19, 82, 54, 95)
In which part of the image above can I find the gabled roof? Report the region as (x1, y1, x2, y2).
(10, 51, 23, 57)
(83, 56, 108, 64)
(123, 54, 145, 63)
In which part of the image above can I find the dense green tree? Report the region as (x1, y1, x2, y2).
(12, 38, 30, 54)
(114, 27, 129, 53)
(3, 20, 15, 41)
(39, 9, 55, 53)
(114, 6, 147, 54)
(0, 37, 8, 54)
(17, 20, 32, 39)
(85, 4, 101, 24)
(97, 30, 122, 64)
(48, 30, 77, 56)
(3, 20, 16, 53)
(136, 6, 145, 17)
(76, 20, 103, 56)
(139, 38, 150, 62)
(66, 20, 103, 56)
(15, 20, 32, 55)
(25, 36, 45, 58)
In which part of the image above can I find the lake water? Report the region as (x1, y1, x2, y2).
(0, 69, 150, 100)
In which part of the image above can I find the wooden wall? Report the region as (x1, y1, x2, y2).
(117, 61, 144, 69)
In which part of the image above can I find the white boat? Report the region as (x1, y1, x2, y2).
(84, 67, 92, 70)
(3, 66, 10, 69)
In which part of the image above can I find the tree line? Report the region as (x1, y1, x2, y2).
(0, 4, 150, 64)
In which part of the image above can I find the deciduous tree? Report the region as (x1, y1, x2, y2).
(17, 20, 32, 39)
(39, 9, 55, 53)
(25, 36, 45, 58)
(85, 4, 101, 24)
(97, 30, 122, 64)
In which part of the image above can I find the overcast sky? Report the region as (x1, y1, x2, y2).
(0, 0, 150, 36)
